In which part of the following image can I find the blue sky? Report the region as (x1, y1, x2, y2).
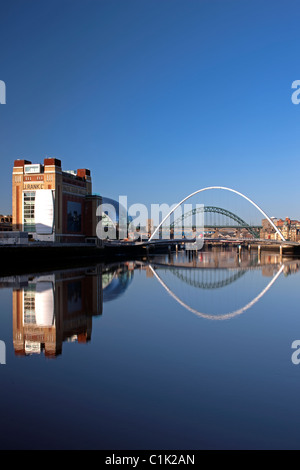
(1, 0, 300, 218)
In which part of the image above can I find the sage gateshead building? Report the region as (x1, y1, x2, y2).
(12, 158, 102, 243)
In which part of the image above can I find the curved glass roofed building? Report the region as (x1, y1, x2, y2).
(101, 197, 133, 239)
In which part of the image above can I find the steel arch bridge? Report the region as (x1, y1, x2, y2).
(149, 186, 285, 242)
(166, 267, 247, 289)
(149, 264, 284, 320)
(170, 206, 261, 238)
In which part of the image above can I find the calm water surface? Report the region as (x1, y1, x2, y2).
(1, 248, 300, 449)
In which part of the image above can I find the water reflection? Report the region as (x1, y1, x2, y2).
(11, 266, 102, 358)
(6, 262, 136, 358)
(147, 250, 300, 320)
(149, 263, 285, 320)
(2, 250, 300, 358)
(102, 262, 134, 302)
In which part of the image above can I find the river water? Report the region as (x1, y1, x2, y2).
(1, 248, 300, 449)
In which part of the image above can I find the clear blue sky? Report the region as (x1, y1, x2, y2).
(0, 0, 300, 218)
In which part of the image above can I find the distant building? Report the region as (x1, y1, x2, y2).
(260, 216, 300, 242)
(0, 215, 12, 231)
(12, 158, 102, 242)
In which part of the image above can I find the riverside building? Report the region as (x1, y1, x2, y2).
(12, 158, 102, 242)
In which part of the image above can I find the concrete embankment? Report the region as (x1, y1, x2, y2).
(0, 244, 105, 275)
(0, 242, 150, 276)
(0, 238, 300, 276)
(0, 240, 178, 275)
(203, 240, 300, 255)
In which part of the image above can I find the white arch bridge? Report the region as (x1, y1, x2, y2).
(149, 186, 285, 242)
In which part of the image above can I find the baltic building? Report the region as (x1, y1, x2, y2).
(12, 158, 101, 242)
(12, 266, 103, 358)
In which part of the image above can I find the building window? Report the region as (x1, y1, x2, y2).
(23, 286, 36, 324)
(23, 191, 35, 232)
(67, 201, 82, 232)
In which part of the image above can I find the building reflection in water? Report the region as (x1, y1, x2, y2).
(10, 262, 135, 359)
(12, 266, 103, 358)
(5, 251, 300, 358)
(102, 261, 134, 302)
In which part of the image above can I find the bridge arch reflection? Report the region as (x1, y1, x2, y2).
(149, 263, 285, 320)
(166, 267, 247, 289)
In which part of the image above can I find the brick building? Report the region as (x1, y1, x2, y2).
(260, 217, 300, 242)
(12, 158, 101, 242)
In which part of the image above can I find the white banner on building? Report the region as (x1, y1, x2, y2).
(35, 189, 54, 234)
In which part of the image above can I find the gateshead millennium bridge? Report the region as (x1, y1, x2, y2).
(149, 186, 285, 242)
